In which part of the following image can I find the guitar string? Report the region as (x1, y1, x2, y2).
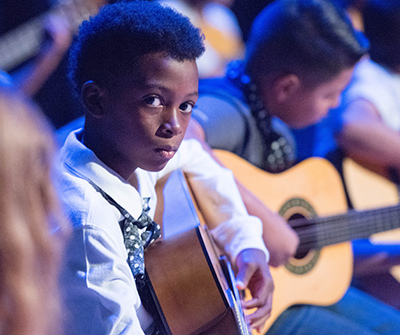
(290, 203, 400, 233)
(290, 204, 400, 253)
(296, 211, 399, 250)
(296, 214, 399, 252)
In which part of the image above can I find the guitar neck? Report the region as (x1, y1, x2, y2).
(0, 17, 44, 71)
(296, 204, 400, 253)
(0, 0, 101, 72)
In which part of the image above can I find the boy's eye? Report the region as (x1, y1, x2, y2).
(179, 102, 194, 114)
(144, 96, 162, 107)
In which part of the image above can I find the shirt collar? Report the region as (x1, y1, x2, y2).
(60, 129, 143, 219)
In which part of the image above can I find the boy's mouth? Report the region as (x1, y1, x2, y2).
(155, 147, 177, 160)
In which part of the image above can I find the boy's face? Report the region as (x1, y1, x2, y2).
(272, 66, 354, 129)
(100, 53, 199, 173)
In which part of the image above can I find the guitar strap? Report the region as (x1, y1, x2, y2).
(88, 180, 167, 335)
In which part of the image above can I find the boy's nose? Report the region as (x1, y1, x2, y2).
(161, 108, 182, 136)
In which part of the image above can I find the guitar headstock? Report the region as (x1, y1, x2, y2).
(0, 0, 109, 72)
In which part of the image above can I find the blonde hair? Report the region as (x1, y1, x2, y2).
(0, 87, 68, 335)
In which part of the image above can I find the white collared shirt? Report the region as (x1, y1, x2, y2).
(344, 57, 400, 131)
(58, 129, 268, 335)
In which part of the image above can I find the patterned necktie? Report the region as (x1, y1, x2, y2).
(121, 208, 161, 277)
(88, 181, 161, 277)
(88, 181, 166, 334)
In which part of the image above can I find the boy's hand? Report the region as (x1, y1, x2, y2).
(235, 248, 274, 332)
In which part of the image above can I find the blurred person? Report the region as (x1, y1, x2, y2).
(158, 0, 244, 78)
(0, 0, 106, 128)
(0, 85, 68, 335)
(337, 0, 400, 182)
(331, 0, 400, 310)
(57, 2, 273, 334)
(186, 0, 400, 333)
(9, 13, 73, 97)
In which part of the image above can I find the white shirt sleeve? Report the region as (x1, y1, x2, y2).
(61, 225, 147, 335)
(159, 139, 270, 263)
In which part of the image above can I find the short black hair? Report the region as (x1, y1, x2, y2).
(68, 0, 205, 98)
(245, 0, 368, 86)
(363, 0, 400, 70)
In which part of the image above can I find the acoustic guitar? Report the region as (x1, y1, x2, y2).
(145, 170, 250, 335)
(0, 0, 106, 72)
(213, 150, 400, 334)
(342, 158, 400, 307)
(343, 158, 400, 265)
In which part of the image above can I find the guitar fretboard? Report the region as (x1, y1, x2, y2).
(295, 204, 400, 254)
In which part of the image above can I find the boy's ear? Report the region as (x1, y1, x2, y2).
(273, 74, 301, 103)
(81, 81, 106, 118)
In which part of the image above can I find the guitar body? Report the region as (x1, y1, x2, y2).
(342, 158, 400, 308)
(146, 170, 249, 335)
(148, 154, 400, 334)
(343, 158, 400, 257)
(213, 150, 352, 334)
(343, 158, 400, 210)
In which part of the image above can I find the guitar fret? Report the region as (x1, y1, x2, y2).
(296, 205, 400, 252)
(318, 216, 350, 248)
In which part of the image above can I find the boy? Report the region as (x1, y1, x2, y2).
(57, 1, 272, 334)
(188, 0, 367, 173)
(187, 0, 400, 334)
(333, 0, 400, 310)
(337, 0, 400, 180)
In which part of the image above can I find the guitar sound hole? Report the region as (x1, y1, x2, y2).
(294, 249, 308, 260)
(280, 197, 320, 275)
(288, 213, 313, 260)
